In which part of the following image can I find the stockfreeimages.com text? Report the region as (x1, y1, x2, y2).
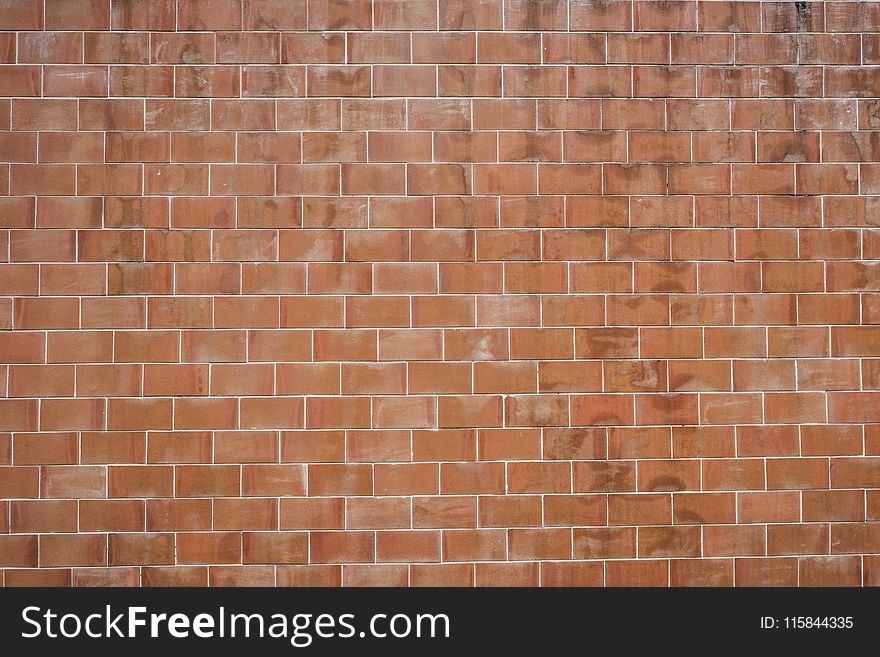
(21, 606, 450, 647)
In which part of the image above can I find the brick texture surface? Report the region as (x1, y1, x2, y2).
(1, 0, 880, 587)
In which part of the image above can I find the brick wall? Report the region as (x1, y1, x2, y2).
(1, 0, 879, 587)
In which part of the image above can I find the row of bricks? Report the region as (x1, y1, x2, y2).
(2, 424, 877, 462)
(2, 262, 879, 295)
(6, 98, 880, 131)
(11, 64, 880, 99)
(14, 130, 880, 165)
(11, 32, 880, 67)
(3, 357, 880, 396)
(1, 556, 876, 588)
(3, 350, 880, 388)
(4, 324, 880, 358)
(3, 460, 880, 497)
(4, 488, 880, 524)
(2, 1, 879, 35)
(0, 266, 878, 296)
(4, 162, 880, 196)
(1, 391, 880, 430)
(4, 227, 880, 260)
(6, 262, 875, 303)
(5, 291, 880, 326)
(3, 274, 880, 310)
(3, 523, 880, 566)
(15, 161, 880, 193)
(2, 486, 880, 526)
(3, 194, 879, 227)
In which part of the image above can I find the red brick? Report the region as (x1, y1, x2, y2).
(0, 3, 876, 587)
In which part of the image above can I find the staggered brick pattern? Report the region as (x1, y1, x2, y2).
(1, 0, 880, 587)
